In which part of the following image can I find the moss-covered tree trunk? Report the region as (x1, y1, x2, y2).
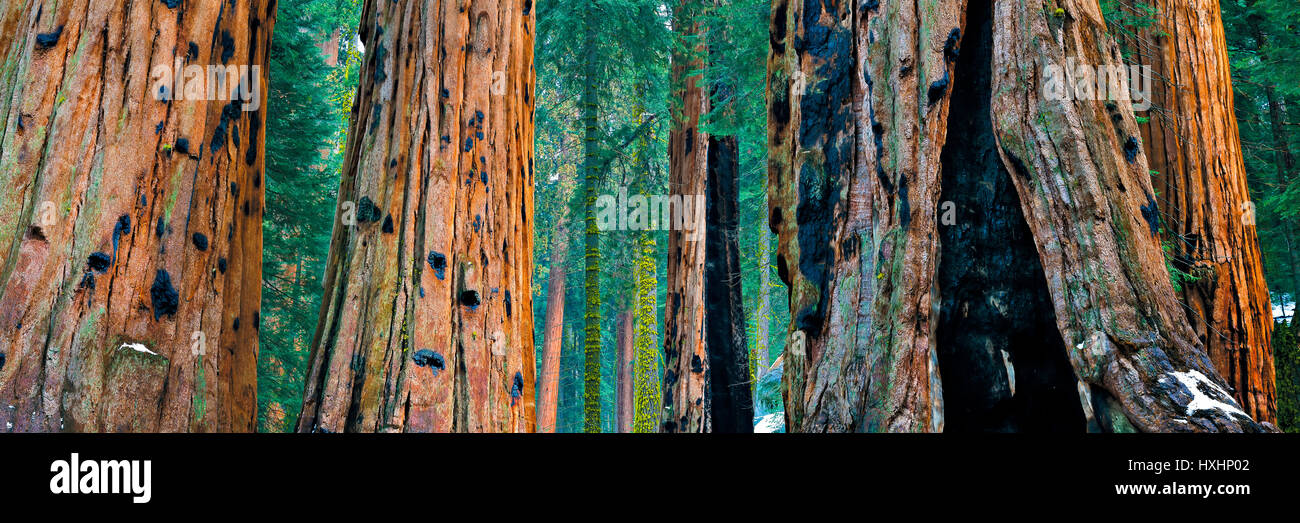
(580, 21, 603, 433)
(632, 231, 661, 432)
(296, 0, 535, 433)
(767, 0, 1269, 432)
(0, 0, 272, 432)
(661, 0, 710, 433)
(1127, 0, 1276, 425)
(538, 219, 566, 432)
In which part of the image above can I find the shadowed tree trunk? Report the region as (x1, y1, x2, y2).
(296, 0, 535, 433)
(662, 0, 710, 433)
(538, 220, 567, 432)
(705, 133, 753, 432)
(0, 0, 272, 432)
(1125, 0, 1276, 425)
(767, 0, 1270, 432)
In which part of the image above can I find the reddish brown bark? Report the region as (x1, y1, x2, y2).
(1129, 0, 1276, 425)
(615, 308, 634, 433)
(0, 0, 271, 432)
(296, 0, 535, 433)
(662, 0, 709, 433)
(537, 221, 566, 433)
(767, 0, 1269, 432)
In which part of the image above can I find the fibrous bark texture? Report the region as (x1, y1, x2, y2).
(768, 0, 955, 432)
(296, 0, 536, 433)
(662, 0, 709, 433)
(1129, 0, 1276, 424)
(990, 0, 1265, 433)
(0, 0, 272, 432)
(767, 0, 1270, 432)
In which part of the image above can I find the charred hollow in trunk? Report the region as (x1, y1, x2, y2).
(935, 0, 1084, 432)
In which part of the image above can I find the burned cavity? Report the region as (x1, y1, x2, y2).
(934, 0, 1085, 432)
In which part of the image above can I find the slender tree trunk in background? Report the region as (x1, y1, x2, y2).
(615, 309, 634, 432)
(705, 133, 753, 432)
(538, 220, 567, 432)
(632, 231, 662, 432)
(768, 0, 1268, 432)
(629, 100, 661, 433)
(1245, 9, 1300, 319)
(0, 0, 271, 432)
(296, 0, 536, 433)
(1129, 0, 1276, 425)
(580, 23, 603, 433)
(662, 0, 710, 433)
(752, 216, 771, 412)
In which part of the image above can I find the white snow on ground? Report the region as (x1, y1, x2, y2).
(1273, 301, 1294, 320)
(1169, 369, 1248, 418)
(118, 342, 158, 356)
(754, 412, 785, 433)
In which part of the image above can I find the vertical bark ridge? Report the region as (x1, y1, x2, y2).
(662, 0, 709, 433)
(988, 0, 1266, 432)
(296, 0, 535, 433)
(0, 0, 272, 432)
(1127, 0, 1276, 424)
(768, 0, 965, 432)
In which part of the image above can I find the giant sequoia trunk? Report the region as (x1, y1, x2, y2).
(296, 0, 535, 433)
(767, 0, 1269, 432)
(0, 0, 272, 432)
(661, 0, 710, 433)
(1126, 0, 1276, 424)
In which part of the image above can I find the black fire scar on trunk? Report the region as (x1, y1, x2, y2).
(510, 371, 524, 405)
(87, 252, 111, 273)
(1141, 194, 1160, 236)
(357, 196, 383, 223)
(150, 269, 180, 320)
(35, 26, 64, 49)
(427, 251, 447, 279)
(1124, 135, 1141, 163)
(413, 349, 445, 376)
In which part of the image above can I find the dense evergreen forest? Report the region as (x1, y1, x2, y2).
(0, 0, 1296, 433)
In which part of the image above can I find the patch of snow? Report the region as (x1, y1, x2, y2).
(1169, 369, 1248, 418)
(1273, 300, 1295, 321)
(118, 342, 158, 356)
(1001, 350, 1015, 397)
(754, 412, 785, 433)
